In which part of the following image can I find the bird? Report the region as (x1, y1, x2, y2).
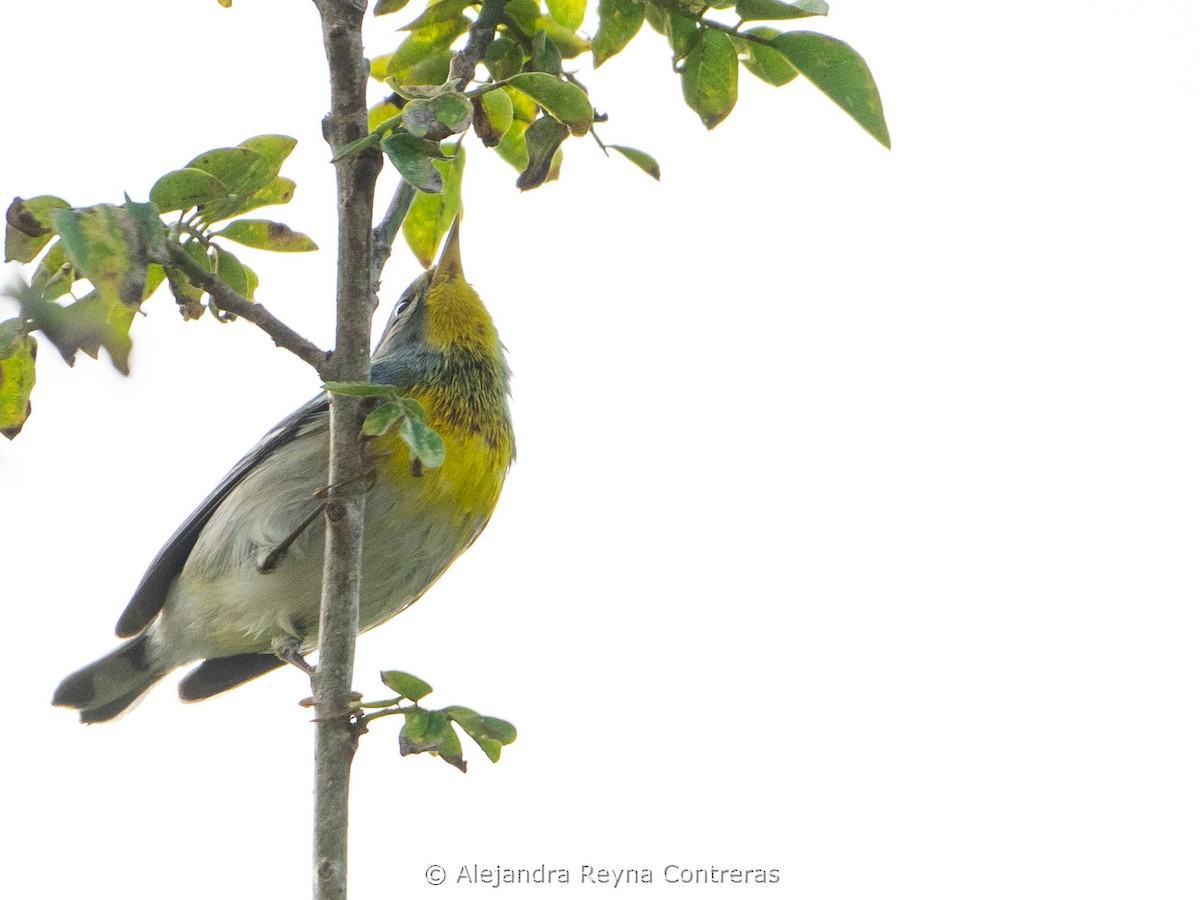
(53, 219, 514, 723)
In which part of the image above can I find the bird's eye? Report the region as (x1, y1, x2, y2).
(392, 297, 412, 317)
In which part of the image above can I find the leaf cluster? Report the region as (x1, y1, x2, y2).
(353, 670, 518, 772)
(1, 136, 314, 438)
(347, 0, 887, 262)
(324, 382, 446, 471)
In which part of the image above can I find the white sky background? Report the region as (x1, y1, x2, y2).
(2, 1, 1199, 897)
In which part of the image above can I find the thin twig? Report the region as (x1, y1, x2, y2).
(161, 241, 332, 376)
(449, 0, 509, 86)
(370, 180, 416, 291)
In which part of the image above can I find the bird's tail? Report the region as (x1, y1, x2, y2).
(53, 634, 168, 724)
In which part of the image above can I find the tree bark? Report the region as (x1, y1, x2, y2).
(311, 2, 381, 899)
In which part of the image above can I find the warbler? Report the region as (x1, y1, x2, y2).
(53, 220, 514, 723)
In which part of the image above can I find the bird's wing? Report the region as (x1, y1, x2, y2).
(115, 394, 330, 638)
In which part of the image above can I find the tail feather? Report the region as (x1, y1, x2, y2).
(53, 635, 167, 724)
(178, 654, 286, 702)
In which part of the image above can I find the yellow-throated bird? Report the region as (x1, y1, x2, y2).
(53, 221, 513, 723)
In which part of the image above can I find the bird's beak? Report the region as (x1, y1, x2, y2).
(432, 216, 464, 284)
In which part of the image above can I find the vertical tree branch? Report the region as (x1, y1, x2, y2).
(311, 2, 381, 900)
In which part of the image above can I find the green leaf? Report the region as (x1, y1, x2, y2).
(547, 0, 585, 31)
(609, 145, 661, 180)
(374, 0, 412, 14)
(381, 670, 434, 701)
(324, 381, 401, 398)
(474, 89, 514, 147)
(50, 205, 148, 306)
(400, 710, 466, 772)
(772, 31, 890, 147)
(399, 397, 428, 422)
(214, 219, 318, 252)
(665, 10, 699, 57)
(183, 147, 265, 197)
(51, 291, 137, 373)
(593, 0, 645, 68)
(735, 0, 827, 21)
(369, 99, 403, 132)
(31, 241, 73, 301)
(530, 29, 564, 76)
(436, 94, 474, 132)
(123, 196, 165, 254)
(402, 145, 465, 267)
(484, 36, 524, 82)
(213, 245, 248, 299)
(401, 0, 475, 31)
(198, 176, 298, 223)
(444, 706, 517, 762)
(5, 196, 70, 264)
(381, 133, 446, 193)
(165, 240, 210, 320)
(387, 16, 469, 83)
(236, 135, 298, 186)
(516, 116, 569, 191)
(149, 168, 230, 214)
(505, 0, 541, 33)
(398, 414, 446, 468)
(362, 401, 404, 437)
(736, 27, 799, 86)
(0, 323, 36, 439)
(681, 29, 739, 129)
(506, 72, 593, 136)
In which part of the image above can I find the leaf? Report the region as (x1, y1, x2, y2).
(0, 323, 36, 439)
(400, 710, 466, 772)
(735, 0, 827, 21)
(386, 16, 469, 83)
(737, 27, 799, 86)
(31, 240, 73, 301)
(444, 706, 517, 762)
(149, 168, 231, 214)
(199, 176, 298, 222)
(48, 291, 137, 373)
(504, 0, 541, 33)
(681, 29, 739, 129)
(547, 0, 585, 31)
(381, 670, 434, 701)
(593, 0, 645, 68)
(665, 10, 699, 57)
(609, 145, 661, 180)
(530, 29, 564, 76)
(401, 0, 475, 31)
(183, 147, 265, 197)
(536, 15, 593, 59)
(474, 89, 514, 147)
(236, 135, 298, 186)
(506, 72, 593, 136)
(369, 99, 403, 132)
(772, 31, 890, 147)
(324, 381, 400, 398)
(5, 196, 69, 264)
(398, 414, 446, 468)
(165, 240, 209, 320)
(374, 0, 412, 13)
(517, 116, 569, 191)
(362, 401, 404, 437)
(214, 219, 318, 252)
(381, 133, 446, 193)
(402, 145, 465, 267)
(436, 94, 475, 132)
(50, 205, 148, 306)
(213, 246, 248, 299)
(483, 36, 524, 82)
